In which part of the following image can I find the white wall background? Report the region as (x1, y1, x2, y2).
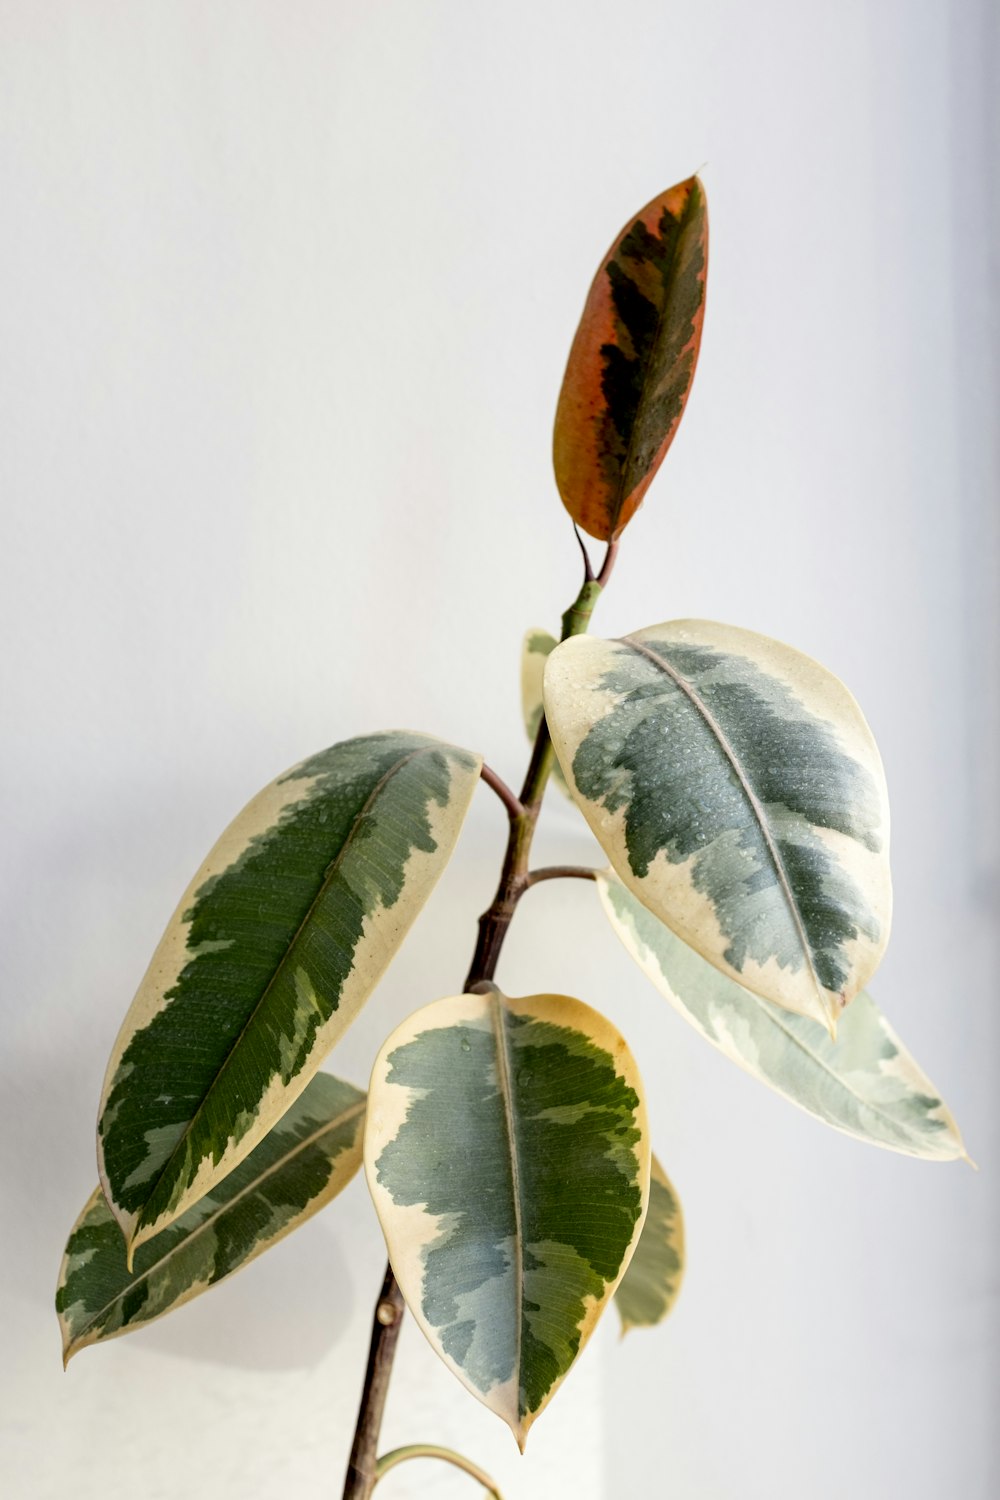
(2, 3, 997, 1497)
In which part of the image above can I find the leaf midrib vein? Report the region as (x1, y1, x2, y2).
(610, 873, 952, 1156)
(612, 189, 698, 530)
(618, 636, 828, 1012)
(489, 993, 525, 1416)
(738, 991, 932, 1148)
(131, 744, 434, 1231)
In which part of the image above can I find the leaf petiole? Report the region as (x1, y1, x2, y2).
(524, 865, 600, 887)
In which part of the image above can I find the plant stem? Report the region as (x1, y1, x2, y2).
(340, 542, 617, 1499)
(463, 563, 609, 991)
(524, 865, 599, 887)
(341, 1267, 405, 1499)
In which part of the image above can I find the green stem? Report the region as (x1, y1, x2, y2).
(340, 541, 618, 1500)
(374, 1444, 504, 1496)
(561, 578, 604, 641)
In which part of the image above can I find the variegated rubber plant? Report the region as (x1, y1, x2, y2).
(56, 174, 966, 1498)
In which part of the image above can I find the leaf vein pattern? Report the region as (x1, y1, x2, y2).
(619, 635, 826, 1006)
(489, 992, 525, 1415)
(120, 743, 432, 1230)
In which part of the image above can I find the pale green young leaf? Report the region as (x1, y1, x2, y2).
(544, 621, 892, 1030)
(519, 629, 567, 794)
(364, 987, 650, 1447)
(59, 1073, 365, 1364)
(599, 872, 965, 1162)
(614, 1154, 685, 1333)
(98, 731, 481, 1263)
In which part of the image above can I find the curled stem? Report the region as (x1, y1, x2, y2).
(374, 1443, 504, 1496)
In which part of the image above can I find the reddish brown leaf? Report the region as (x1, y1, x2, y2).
(554, 177, 708, 541)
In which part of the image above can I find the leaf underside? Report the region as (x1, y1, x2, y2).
(520, 628, 568, 794)
(599, 873, 964, 1161)
(58, 1073, 366, 1363)
(544, 620, 892, 1029)
(365, 988, 650, 1446)
(554, 175, 708, 541)
(98, 730, 481, 1260)
(614, 1153, 685, 1333)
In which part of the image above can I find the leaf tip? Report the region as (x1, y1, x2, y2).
(821, 992, 847, 1041)
(507, 1406, 535, 1454)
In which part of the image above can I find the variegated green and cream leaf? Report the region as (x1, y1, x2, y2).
(59, 1073, 366, 1364)
(520, 628, 567, 794)
(599, 873, 964, 1161)
(554, 176, 708, 541)
(364, 988, 649, 1447)
(98, 731, 482, 1263)
(544, 621, 892, 1030)
(614, 1153, 685, 1334)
